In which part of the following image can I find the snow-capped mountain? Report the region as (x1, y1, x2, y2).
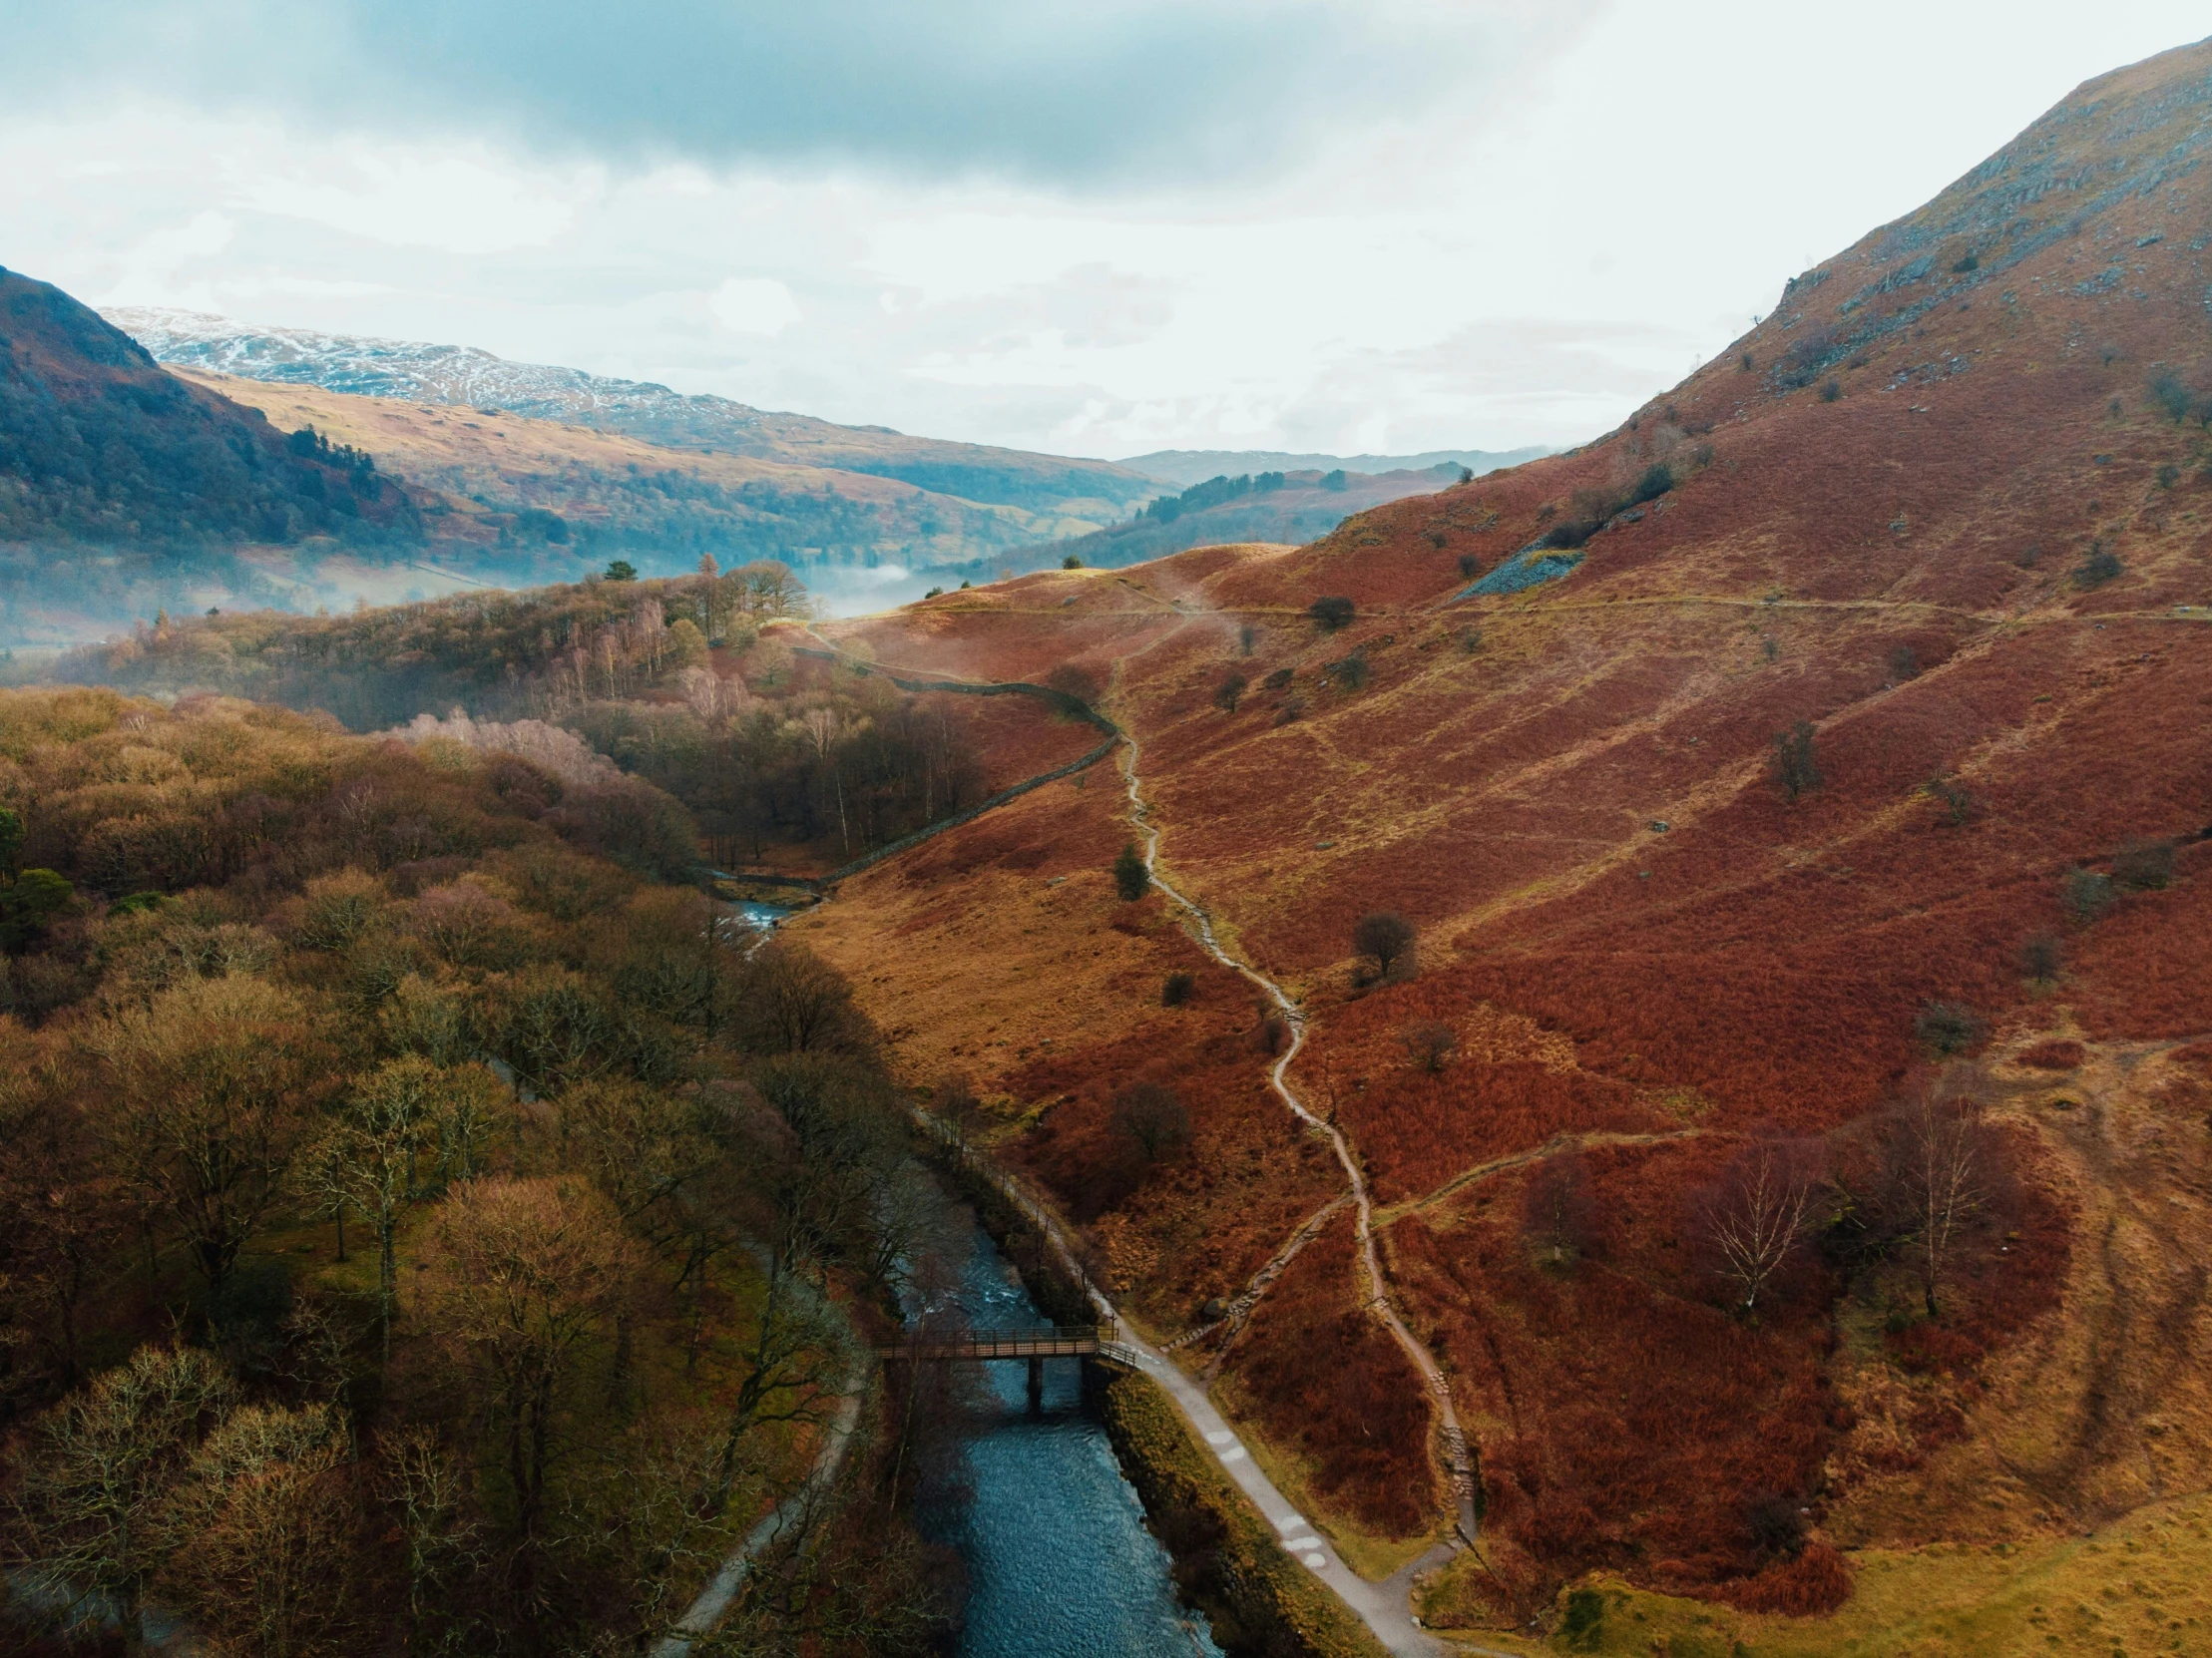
(105, 308, 1153, 514)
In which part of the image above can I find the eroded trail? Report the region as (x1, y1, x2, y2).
(1116, 730, 1483, 1548)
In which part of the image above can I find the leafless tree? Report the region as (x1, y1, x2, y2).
(378, 1427, 483, 1655)
(740, 942, 872, 1055)
(6, 1343, 234, 1654)
(1521, 1149, 1596, 1270)
(1881, 1074, 1990, 1318)
(1697, 1136, 1823, 1314)
(86, 975, 325, 1293)
(160, 1402, 362, 1658)
(1401, 1021, 1458, 1073)
(1111, 1082, 1190, 1163)
(1352, 911, 1417, 982)
(294, 1057, 444, 1363)
(414, 1177, 642, 1567)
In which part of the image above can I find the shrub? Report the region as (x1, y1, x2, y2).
(1238, 623, 1258, 656)
(1923, 775, 1978, 825)
(1460, 628, 1483, 653)
(1887, 643, 1921, 681)
(1351, 911, 1416, 981)
(1560, 1586, 1605, 1646)
(1400, 1021, 1456, 1072)
(1160, 971, 1195, 1008)
(1112, 842, 1149, 902)
(1952, 251, 1980, 273)
(1308, 597, 1355, 632)
(1771, 721, 1822, 800)
(2112, 836, 2175, 891)
(2072, 544, 2123, 589)
(2019, 932, 2064, 982)
(1273, 698, 1304, 726)
(1254, 1013, 1289, 1055)
(1628, 462, 1674, 505)
(2150, 368, 2193, 423)
(1327, 652, 1369, 690)
(1262, 668, 1294, 692)
(2061, 867, 2113, 921)
(1744, 1490, 1807, 1559)
(924, 586, 943, 599)
(1915, 1001, 1986, 1055)
(1062, 554, 1083, 570)
(1819, 378, 1843, 402)
(2158, 463, 2181, 490)
(1213, 673, 1246, 714)
(1457, 552, 1481, 579)
(1761, 633, 1780, 662)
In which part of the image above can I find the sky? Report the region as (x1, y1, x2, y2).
(2, 1, 2207, 460)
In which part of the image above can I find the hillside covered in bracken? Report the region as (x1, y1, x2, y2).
(779, 38, 2212, 1643)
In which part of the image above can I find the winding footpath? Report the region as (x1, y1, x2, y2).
(782, 622, 1509, 1656)
(1114, 732, 1483, 1549)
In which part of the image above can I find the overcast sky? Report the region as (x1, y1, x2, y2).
(2, 1, 2205, 458)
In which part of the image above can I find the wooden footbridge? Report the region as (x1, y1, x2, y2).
(878, 1323, 1142, 1411)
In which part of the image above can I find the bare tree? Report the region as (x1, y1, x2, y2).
(740, 942, 871, 1055)
(6, 1343, 234, 1654)
(1352, 911, 1417, 982)
(1881, 1076, 1989, 1318)
(1521, 1149, 1596, 1270)
(160, 1403, 361, 1658)
(414, 1177, 642, 1568)
(1697, 1136, 1823, 1315)
(1772, 720, 1823, 800)
(1401, 1021, 1458, 1073)
(87, 975, 325, 1294)
(295, 1057, 442, 1364)
(1111, 1082, 1190, 1163)
(378, 1428, 483, 1655)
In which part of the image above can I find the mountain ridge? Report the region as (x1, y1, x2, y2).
(107, 307, 1157, 517)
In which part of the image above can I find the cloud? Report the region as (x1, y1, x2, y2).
(710, 277, 802, 337)
(0, 0, 1581, 189)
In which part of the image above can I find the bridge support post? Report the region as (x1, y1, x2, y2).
(1027, 1356, 1044, 1414)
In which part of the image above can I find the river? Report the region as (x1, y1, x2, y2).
(901, 1178, 1223, 1658)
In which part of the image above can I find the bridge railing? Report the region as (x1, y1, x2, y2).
(875, 1322, 1118, 1360)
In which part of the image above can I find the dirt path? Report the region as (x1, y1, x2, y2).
(1115, 725, 1484, 1556)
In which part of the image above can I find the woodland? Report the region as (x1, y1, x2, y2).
(50, 560, 1007, 875)
(0, 685, 974, 1656)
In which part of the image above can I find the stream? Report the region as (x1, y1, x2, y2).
(900, 1177, 1222, 1658)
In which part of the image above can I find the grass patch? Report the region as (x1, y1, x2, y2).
(1434, 1489, 2212, 1655)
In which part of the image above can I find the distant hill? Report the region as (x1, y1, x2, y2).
(109, 309, 1156, 518)
(1117, 445, 1549, 488)
(170, 368, 1103, 615)
(1, 268, 429, 641)
(996, 463, 1469, 577)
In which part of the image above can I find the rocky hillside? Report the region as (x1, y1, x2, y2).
(777, 37, 2212, 1643)
(109, 307, 1157, 517)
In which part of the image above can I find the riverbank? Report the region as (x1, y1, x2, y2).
(1096, 1369, 1393, 1658)
(914, 1123, 1403, 1658)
